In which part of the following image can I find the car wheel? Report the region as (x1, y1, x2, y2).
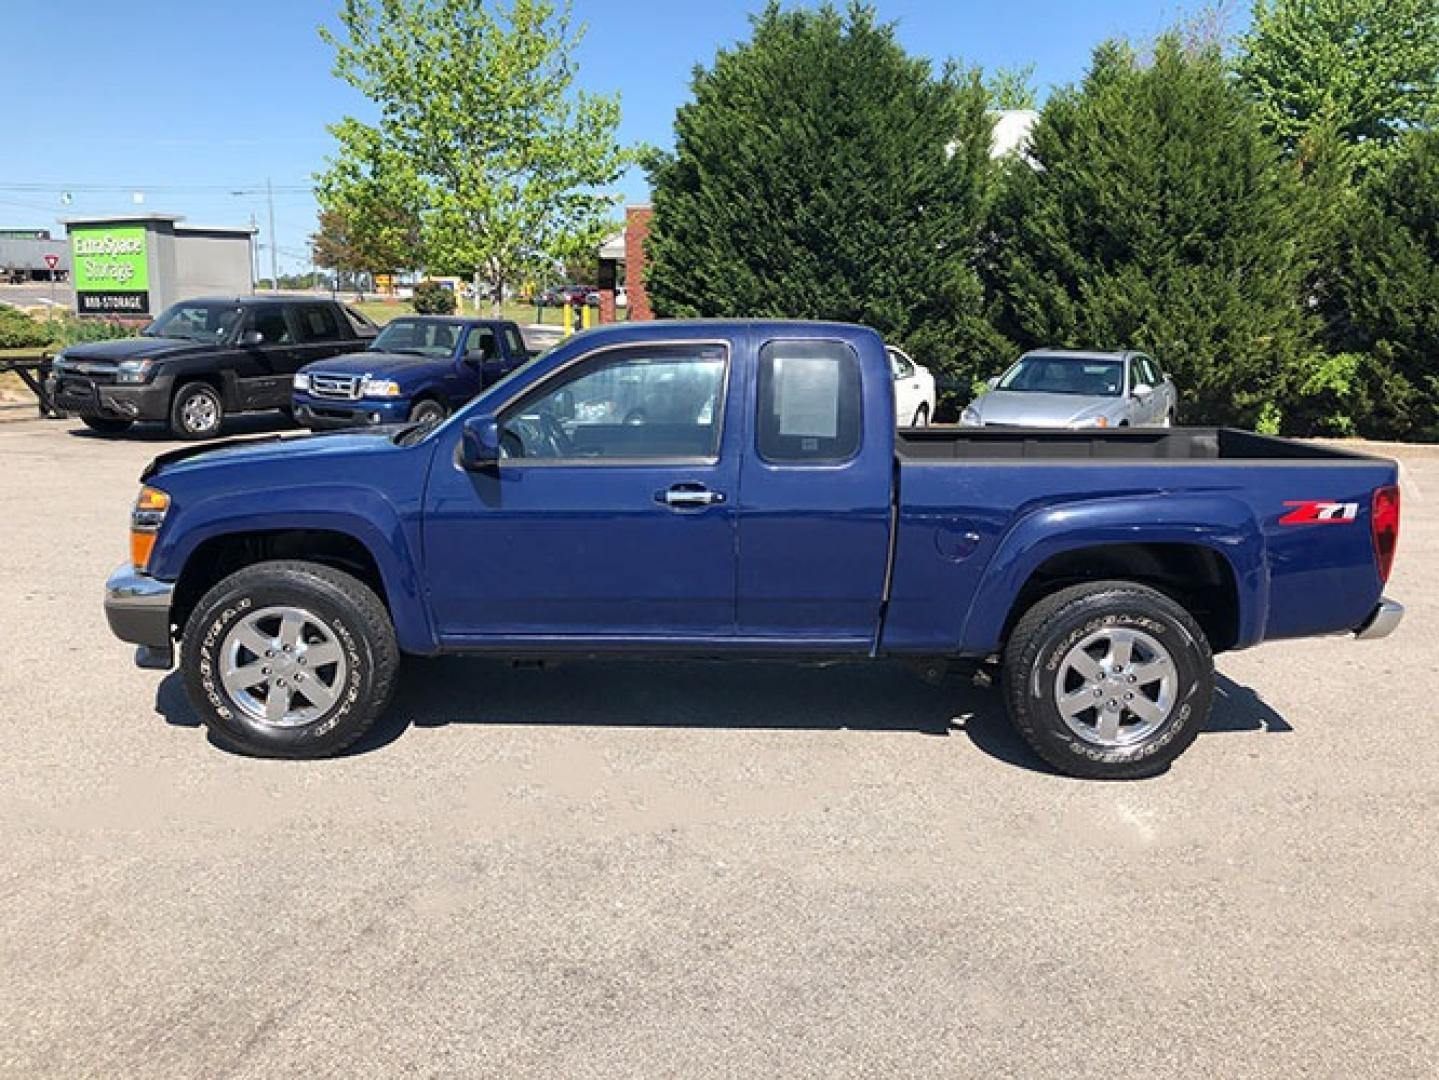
(169, 382, 224, 440)
(1002, 581, 1213, 779)
(81, 416, 134, 435)
(181, 560, 399, 758)
(911, 404, 930, 427)
(408, 398, 448, 425)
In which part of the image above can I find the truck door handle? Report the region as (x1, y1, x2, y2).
(657, 485, 725, 508)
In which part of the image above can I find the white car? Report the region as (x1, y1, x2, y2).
(960, 349, 1178, 429)
(887, 345, 936, 427)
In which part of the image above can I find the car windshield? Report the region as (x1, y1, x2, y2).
(369, 318, 461, 359)
(143, 302, 245, 342)
(997, 356, 1124, 397)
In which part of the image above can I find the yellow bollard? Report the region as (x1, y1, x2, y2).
(562, 302, 574, 337)
(581, 303, 594, 330)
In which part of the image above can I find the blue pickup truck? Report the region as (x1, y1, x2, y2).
(103, 320, 1403, 778)
(291, 315, 531, 429)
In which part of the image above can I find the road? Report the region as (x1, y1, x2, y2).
(0, 281, 71, 310)
(0, 415, 1434, 1078)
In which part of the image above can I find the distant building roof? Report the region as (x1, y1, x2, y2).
(990, 109, 1039, 159)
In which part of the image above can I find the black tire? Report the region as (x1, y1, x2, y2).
(81, 415, 134, 435)
(408, 398, 448, 425)
(169, 381, 225, 440)
(912, 403, 930, 427)
(181, 560, 399, 758)
(1001, 581, 1213, 779)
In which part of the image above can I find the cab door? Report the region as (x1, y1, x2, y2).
(421, 338, 740, 640)
(235, 303, 302, 409)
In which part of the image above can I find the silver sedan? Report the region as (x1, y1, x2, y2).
(960, 349, 1178, 429)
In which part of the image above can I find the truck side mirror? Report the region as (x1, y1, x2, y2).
(239, 329, 264, 347)
(460, 414, 502, 469)
(1131, 383, 1154, 399)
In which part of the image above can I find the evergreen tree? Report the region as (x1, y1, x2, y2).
(646, 2, 1003, 386)
(1238, 0, 1439, 169)
(1325, 130, 1439, 439)
(986, 36, 1316, 429)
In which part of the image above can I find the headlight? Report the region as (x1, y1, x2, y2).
(293, 373, 310, 392)
(1071, 416, 1109, 428)
(361, 377, 402, 398)
(115, 359, 154, 384)
(960, 406, 981, 426)
(130, 485, 170, 571)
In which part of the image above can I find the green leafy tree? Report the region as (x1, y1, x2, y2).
(986, 36, 1318, 429)
(313, 125, 427, 287)
(319, 0, 639, 311)
(646, 2, 1003, 386)
(1323, 130, 1439, 439)
(1237, 0, 1439, 167)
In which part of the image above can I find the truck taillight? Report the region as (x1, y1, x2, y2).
(1371, 484, 1400, 584)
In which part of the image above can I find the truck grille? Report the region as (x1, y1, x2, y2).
(309, 373, 363, 400)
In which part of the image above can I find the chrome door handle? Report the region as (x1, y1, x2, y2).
(658, 486, 725, 508)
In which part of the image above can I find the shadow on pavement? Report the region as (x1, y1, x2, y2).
(68, 411, 298, 442)
(154, 659, 1294, 773)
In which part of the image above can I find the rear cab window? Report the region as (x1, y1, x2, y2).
(756, 340, 862, 464)
(294, 304, 344, 343)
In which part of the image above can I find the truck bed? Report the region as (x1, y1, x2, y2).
(896, 427, 1377, 463)
(884, 426, 1398, 658)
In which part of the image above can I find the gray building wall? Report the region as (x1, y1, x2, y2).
(0, 235, 71, 276)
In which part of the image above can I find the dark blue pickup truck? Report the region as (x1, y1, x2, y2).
(103, 320, 1403, 778)
(292, 315, 531, 429)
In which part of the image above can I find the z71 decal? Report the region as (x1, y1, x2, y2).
(1279, 500, 1359, 525)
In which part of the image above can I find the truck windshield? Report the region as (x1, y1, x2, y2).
(369, 318, 461, 359)
(997, 356, 1124, 397)
(143, 302, 245, 342)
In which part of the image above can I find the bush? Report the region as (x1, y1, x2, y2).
(412, 280, 457, 315)
(49, 316, 137, 346)
(0, 307, 52, 350)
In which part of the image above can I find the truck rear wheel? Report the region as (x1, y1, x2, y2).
(1001, 581, 1213, 779)
(180, 560, 399, 758)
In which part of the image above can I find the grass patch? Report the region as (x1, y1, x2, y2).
(351, 298, 583, 327)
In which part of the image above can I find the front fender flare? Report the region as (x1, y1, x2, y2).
(151, 485, 435, 654)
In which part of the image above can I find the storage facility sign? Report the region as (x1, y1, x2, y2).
(71, 225, 150, 314)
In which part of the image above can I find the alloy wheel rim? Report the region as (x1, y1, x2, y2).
(184, 393, 218, 432)
(1053, 626, 1178, 747)
(218, 605, 348, 728)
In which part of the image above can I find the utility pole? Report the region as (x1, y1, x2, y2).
(266, 176, 278, 289)
(249, 212, 260, 290)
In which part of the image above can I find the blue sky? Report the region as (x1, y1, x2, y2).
(2, 1, 1239, 273)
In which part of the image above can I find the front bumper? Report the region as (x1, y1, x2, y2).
(294, 396, 411, 430)
(1354, 597, 1404, 640)
(104, 564, 176, 669)
(53, 374, 173, 420)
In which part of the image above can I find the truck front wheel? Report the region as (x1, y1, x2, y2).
(1002, 581, 1213, 779)
(180, 560, 399, 758)
(170, 382, 225, 439)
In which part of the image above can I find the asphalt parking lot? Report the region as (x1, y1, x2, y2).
(0, 411, 1435, 1078)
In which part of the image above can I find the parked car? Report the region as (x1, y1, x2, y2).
(49, 296, 378, 439)
(104, 320, 1402, 779)
(960, 349, 1177, 429)
(887, 345, 937, 426)
(292, 316, 531, 430)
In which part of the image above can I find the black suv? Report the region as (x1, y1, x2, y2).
(50, 296, 378, 439)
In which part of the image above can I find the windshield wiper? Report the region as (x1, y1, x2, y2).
(372, 346, 428, 357)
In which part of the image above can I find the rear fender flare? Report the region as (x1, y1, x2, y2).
(959, 493, 1266, 654)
